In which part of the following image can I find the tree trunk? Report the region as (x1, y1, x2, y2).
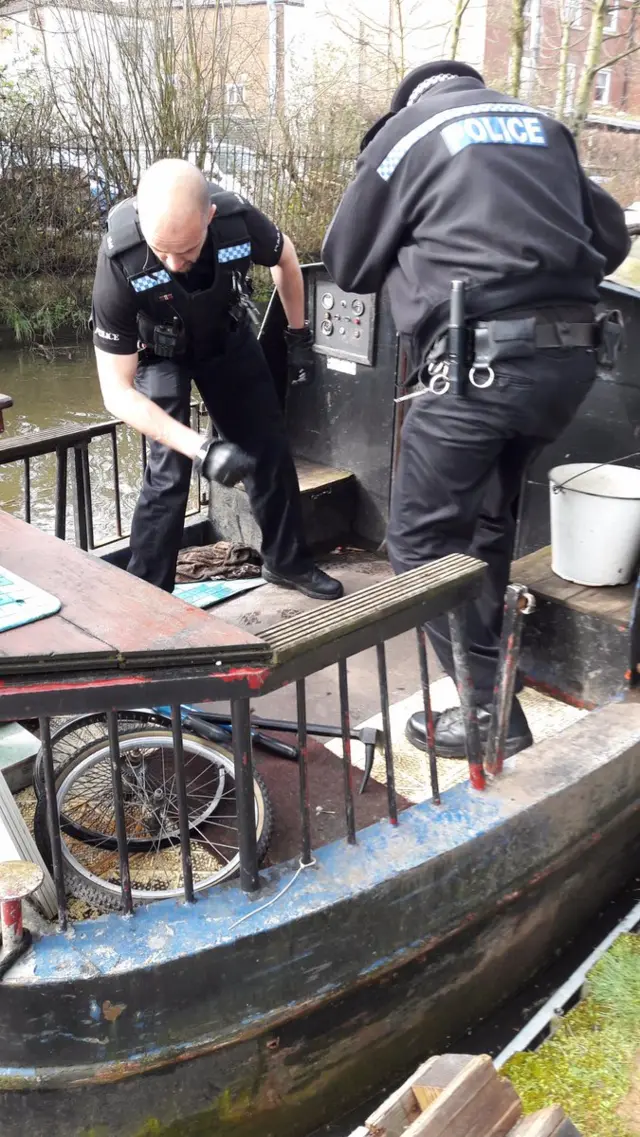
(554, 15, 572, 118)
(450, 0, 471, 59)
(570, 0, 607, 137)
(509, 0, 527, 97)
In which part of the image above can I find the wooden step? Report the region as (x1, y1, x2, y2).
(512, 545, 633, 706)
(207, 456, 358, 554)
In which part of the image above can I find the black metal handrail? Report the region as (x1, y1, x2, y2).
(0, 404, 205, 550)
(0, 555, 527, 937)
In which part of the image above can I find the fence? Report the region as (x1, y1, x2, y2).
(0, 133, 357, 282)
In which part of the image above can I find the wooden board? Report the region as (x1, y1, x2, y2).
(512, 546, 634, 627)
(0, 511, 263, 672)
(402, 1055, 521, 1137)
(508, 1107, 581, 1136)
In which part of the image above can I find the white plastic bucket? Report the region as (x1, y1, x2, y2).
(549, 462, 640, 586)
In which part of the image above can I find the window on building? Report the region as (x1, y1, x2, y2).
(604, 3, 619, 32)
(226, 83, 246, 108)
(563, 0, 582, 27)
(593, 68, 612, 105)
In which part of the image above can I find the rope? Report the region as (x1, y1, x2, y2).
(228, 856, 317, 932)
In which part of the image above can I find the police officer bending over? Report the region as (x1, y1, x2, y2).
(92, 158, 342, 601)
(323, 61, 629, 759)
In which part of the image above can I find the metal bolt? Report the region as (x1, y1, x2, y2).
(0, 861, 43, 958)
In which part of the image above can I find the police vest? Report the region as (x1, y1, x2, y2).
(105, 183, 253, 361)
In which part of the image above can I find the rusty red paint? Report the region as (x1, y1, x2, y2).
(218, 667, 270, 690)
(2, 899, 22, 936)
(523, 678, 595, 711)
(469, 765, 486, 791)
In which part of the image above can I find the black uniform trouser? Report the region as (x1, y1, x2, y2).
(387, 344, 597, 705)
(128, 325, 312, 592)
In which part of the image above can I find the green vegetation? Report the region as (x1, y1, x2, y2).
(504, 934, 640, 1137)
(0, 277, 91, 345)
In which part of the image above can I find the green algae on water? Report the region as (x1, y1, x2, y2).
(504, 934, 640, 1137)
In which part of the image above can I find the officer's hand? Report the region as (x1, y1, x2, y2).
(284, 324, 315, 386)
(195, 439, 255, 488)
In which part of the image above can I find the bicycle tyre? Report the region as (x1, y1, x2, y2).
(33, 730, 273, 911)
(33, 710, 171, 799)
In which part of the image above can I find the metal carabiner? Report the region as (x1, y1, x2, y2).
(469, 364, 495, 389)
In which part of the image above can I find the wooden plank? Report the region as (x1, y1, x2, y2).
(513, 547, 634, 625)
(365, 1057, 440, 1136)
(0, 511, 261, 660)
(508, 1107, 582, 1136)
(365, 1055, 473, 1136)
(402, 1055, 522, 1137)
(0, 614, 113, 661)
(413, 1054, 474, 1111)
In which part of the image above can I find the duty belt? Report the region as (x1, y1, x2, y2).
(404, 310, 623, 400)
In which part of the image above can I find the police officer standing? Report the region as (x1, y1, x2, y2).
(92, 158, 342, 600)
(323, 61, 630, 759)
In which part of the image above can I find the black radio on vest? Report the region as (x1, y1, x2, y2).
(105, 183, 254, 362)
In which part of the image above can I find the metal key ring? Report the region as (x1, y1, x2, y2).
(469, 365, 495, 389)
(428, 370, 451, 395)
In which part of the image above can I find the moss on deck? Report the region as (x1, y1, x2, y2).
(504, 934, 640, 1137)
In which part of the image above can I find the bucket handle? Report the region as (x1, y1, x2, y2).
(551, 450, 640, 494)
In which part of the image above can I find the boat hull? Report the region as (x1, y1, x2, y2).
(2, 701, 639, 1137)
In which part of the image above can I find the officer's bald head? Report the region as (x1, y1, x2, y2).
(137, 159, 214, 274)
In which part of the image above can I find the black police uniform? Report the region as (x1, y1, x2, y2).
(91, 185, 314, 594)
(323, 61, 630, 757)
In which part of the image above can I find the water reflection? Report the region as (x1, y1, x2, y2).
(0, 344, 153, 546)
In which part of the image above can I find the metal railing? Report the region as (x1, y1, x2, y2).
(0, 559, 539, 938)
(0, 402, 205, 551)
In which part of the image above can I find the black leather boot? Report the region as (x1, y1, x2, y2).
(405, 697, 533, 760)
(261, 564, 344, 601)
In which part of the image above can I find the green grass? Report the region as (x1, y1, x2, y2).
(504, 934, 640, 1137)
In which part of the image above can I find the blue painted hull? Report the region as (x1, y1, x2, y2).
(2, 701, 639, 1136)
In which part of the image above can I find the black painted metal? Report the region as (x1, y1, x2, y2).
(485, 585, 529, 776)
(376, 643, 397, 825)
(282, 267, 401, 547)
(80, 444, 95, 550)
(230, 699, 260, 893)
(23, 456, 31, 524)
(72, 445, 89, 551)
(171, 705, 195, 904)
(110, 428, 123, 539)
(296, 680, 313, 866)
(338, 659, 357, 844)
(416, 627, 440, 805)
(448, 609, 485, 790)
(106, 710, 134, 915)
(38, 716, 67, 930)
(54, 447, 68, 541)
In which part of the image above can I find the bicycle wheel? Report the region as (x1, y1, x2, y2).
(33, 710, 171, 799)
(33, 729, 273, 911)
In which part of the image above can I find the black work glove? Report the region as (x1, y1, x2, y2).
(284, 324, 315, 386)
(193, 438, 255, 488)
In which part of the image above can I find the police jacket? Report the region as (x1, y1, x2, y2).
(102, 183, 253, 362)
(322, 78, 631, 351)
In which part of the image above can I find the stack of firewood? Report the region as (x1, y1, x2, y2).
(350, 1054, 581, 1137)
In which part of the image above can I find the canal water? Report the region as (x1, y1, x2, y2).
(1, 343, 164, 544)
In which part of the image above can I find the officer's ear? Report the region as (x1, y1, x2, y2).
(208, 204, 216, 224)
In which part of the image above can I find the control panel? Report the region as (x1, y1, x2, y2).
(312, 279, 376, 366)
